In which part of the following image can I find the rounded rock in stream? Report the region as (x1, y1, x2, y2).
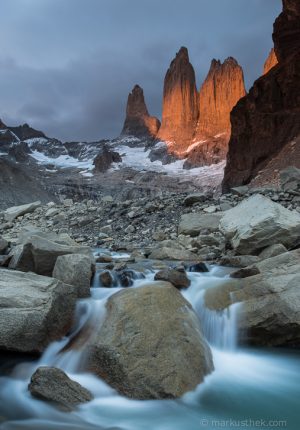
(154, 268, 190, 289)
(86, 282, 213, 399)
(28, 366, 93, 411)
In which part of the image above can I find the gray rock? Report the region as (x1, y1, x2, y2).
(219, 255, 261, 268)
(233, 250, 300, 346)
(154, 268, 190, 289)
(99, 270, 115, 287)
(231, 186, 249, 196)
(178, 213, 222, 237)
(0, 237, 8, 254)
(53, 254, 94, 298)
(3, 201, 41, 222)
(87, 282, 213, 399)
(183, 193, 208, 206)
(29, 367, 93, 411)
(0, 269, 76, 353)
(149, 247, 196, 261)
(220, 194, 300, 255)
(9, 234, 92, 276)
(259, 243, 288, 260)
(280, 166, 300, 191)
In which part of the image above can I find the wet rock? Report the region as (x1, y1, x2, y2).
(154, 268, 190, 289)
(0, 269, 76, 353)
(87, 283, 213, 399)
(220, 195, 300, 255)
(96, 253, 113, 263)
(117, 269, 145, 287)
(53, 254, 95, 298)
(29, 367, 93, 411)
(188, 262, 210, 273)
(230, 266, 260, 279)
(99, 270, 115, 288)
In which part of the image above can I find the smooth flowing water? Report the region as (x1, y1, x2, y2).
(0, 264, 299, 430)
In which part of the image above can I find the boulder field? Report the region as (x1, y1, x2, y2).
(0, 167, 299, 406)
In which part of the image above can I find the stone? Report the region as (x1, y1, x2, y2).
(149, 247, 196, 261)
(0, 237, 8, 254)
(230, 266, 260, 279)
(9, 234, 92, 276)
(187, 262, 210, 273)
(157, 47, 199, 154)
(259, 243, 288, 260)
(178, 213, 222, 237)
(86, 283, 213, 399)
(280, 166, 300, 191)
(3, 201, 41, 222)
(263, 47, 278, 74)
(203, 205, 217, 213)
(45, 207, 60, 218)
(183, 193, 208, 206)
(0, 269, 76, 353)
(219, 255, 261, 268)
(121, 85, 160, 138)
(99, 270, 115, 288)
(154, 268, 190, 289)
(231, 186, 249, 196)
(93, 145, 122, 173)
(222, 1, 300, 190)
(220, 195, 300, 254)
(29, 367, 93, 411)
(233, 250, 300, 346)
(53, 254, 94, 298)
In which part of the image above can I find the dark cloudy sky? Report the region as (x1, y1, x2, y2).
(0, 0, 282, 142)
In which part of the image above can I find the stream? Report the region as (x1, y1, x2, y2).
(0, 261, 299, 430)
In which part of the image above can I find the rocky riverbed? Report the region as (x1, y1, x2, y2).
(0, 166, 299, 427)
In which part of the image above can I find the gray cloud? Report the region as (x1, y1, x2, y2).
(0, 0, 282, 141)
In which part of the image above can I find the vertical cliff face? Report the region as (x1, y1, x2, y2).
(222, 0, 300, 191)
(263, 48, 278, 75)
(184, 58, 246, 168)
(196, 57, 246, 137)
(157, 47, 199, 153)
(121, 85, 160, 138)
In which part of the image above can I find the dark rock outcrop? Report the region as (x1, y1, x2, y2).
(223, 0, 300, 191)
(263, 48, 278, 74)
(157, 47, 199, 154)
(121, 85, 160, 138)
(93, 144, 122, 173)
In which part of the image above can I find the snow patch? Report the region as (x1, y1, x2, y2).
(30, 150, 93, 170)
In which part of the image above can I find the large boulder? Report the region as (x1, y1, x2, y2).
(234, 250, 300, 346)
(3, 201, 41, 222)
(87, 282, 213, 399)
(53, 254, 95, 298)
(280, 166, 300, 191)
(9, 233, 93, 276)
(0, 269, 76, 353)
(220, 194, 300, 255)
(178, 213, 222, 237)
(93, 145, 122, 173)
(29, 367, 93, 411)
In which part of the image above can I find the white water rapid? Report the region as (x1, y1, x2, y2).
(0, 261, 299, 430)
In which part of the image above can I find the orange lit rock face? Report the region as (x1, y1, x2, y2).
(157, 47, 199, 154)
(263, 48, 278, 74)
(121, 85, 160, 138)
(223, 0, 300, 191)
(186, 57, 246, 167)
(196, 57, 246, 138)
